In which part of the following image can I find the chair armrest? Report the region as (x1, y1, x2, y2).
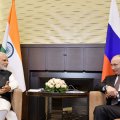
(89, 91, 106, 120)
(11, 88, 23, 120)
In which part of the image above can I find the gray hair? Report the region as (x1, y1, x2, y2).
(0, 52, 7, 57)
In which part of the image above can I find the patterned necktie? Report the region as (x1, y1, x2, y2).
(111, 76, 120, 105)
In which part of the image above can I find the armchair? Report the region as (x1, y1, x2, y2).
(89, 91, 120, 120)
(11, 88, 22, 120)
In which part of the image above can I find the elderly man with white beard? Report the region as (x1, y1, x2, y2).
(0, 52, 18, 120)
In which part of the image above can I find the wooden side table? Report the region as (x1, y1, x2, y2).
(26, 91, 89, 120)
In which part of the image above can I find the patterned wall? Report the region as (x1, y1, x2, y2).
(0, 0, 119, 44)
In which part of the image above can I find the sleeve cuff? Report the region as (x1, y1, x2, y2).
(102, 85, 108, 92)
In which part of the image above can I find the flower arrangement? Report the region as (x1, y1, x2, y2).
(45, 78, 68, 93)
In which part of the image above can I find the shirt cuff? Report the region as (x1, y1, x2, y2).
(102, 85, 108, 92)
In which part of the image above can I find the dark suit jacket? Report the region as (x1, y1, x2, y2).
(94, 75, 120, 105)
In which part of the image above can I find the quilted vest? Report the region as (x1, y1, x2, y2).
(0, 70, 12, 102)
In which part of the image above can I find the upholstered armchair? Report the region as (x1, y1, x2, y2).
(89, 91, 120, 120)
(11, 88, 22, 120)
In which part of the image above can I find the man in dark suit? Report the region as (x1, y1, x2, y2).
(94, 55, 120, 120)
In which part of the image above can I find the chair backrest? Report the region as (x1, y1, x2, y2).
(11, 88, 22, 120)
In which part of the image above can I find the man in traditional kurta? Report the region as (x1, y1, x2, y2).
(0, 52, 18, 120)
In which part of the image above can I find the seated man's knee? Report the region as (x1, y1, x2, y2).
(94, 105, 105, 114)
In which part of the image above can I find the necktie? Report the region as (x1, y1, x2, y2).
(111, 76, 120, 105)
(114, 76, 120, 91)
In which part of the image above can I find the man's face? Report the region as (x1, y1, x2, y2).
(0, 55, 8, 70)
(111, 57, 120, 75)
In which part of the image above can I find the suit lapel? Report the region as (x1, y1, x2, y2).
(107, 75, 117, 87)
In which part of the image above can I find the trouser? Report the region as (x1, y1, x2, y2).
(0, 110, 8, 120)
(94, 105, 120, 120)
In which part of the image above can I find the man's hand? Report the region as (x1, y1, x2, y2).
(105, 85, 118, 98)
(0, 81, 11, 94)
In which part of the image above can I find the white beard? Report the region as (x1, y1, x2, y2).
(0, 64, 7, 70)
